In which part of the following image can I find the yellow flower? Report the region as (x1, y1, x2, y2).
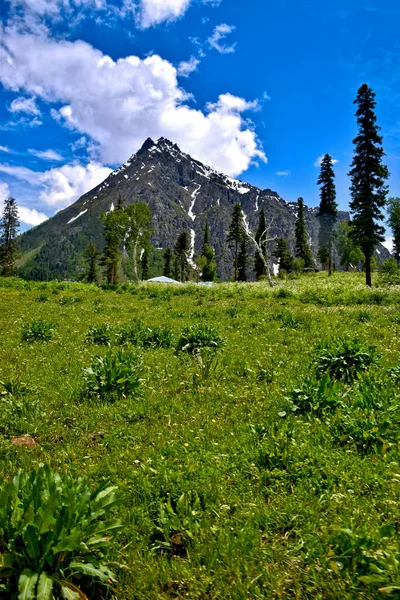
(184, 443, 189, 447)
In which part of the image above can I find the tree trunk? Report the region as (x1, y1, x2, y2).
(328, 245, 332, 277)
(132, 239, 139, 285)
(234, 240, 238, 281)
(365, 255, 372, 287)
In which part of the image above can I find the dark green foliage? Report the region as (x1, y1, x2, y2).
(163, 247, 172, 277)
(387, 197, 400, 263)
(273, 237, 294, 273)
(227, 204, 245, 281)
(317, 154, 338, 275)
(379, 258, 400, 285)
(335, 221, 365, 271)
(294, 198, 313, 268)
(198, 222, 216, 282)
(0, 466, 122, 599)
(21, 320, 55, 342)
(289, 374, 344, 416)
(174, 231, 190, 282)
(58, 295, 82, 305)
(100, 208, 124, 285)
(83, 243, 100, 284)
(348, 84, 389, 286)
(237, 237, 248, 282)
(82, 349, 143, 401)
(176, 324, 226, 355)
(152, 493, 204, 556)
(117, 322, 173, 348)
(0, 197, 20, 276)
(254, 209, 267, 278)
(85, 323, 114, 345)
(313, 337, 379, 383)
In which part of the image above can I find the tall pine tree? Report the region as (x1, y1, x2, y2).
(348, 84, 389, 286)
(100, 209, 124, 285)
(237, 237, 248, 281)
(199, 222, 216, 282)
(254, 208, 267, 279)
(227, 204, 245, 281)
(317, 154, 338, 275)
(0, 197, 20, 276)
(387, 197, 400, 263)
(163, 247, 173, 277)
(295, 198, 313, 269)
(174, 231, 190, 282)
(83, 243, 100, 284)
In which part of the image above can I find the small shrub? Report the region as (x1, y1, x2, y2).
(85, 323, 114, 346)
(272, 288, 293, 300)
(21, 320, 55, 342)
(59, 295, 82, 305)
(288, 374, 344, 416)
(0, 466, 122, 599)
(379, 257, 400, 286)
(313, 337, 379, 383)
(356, 309, 371, 323)
(176, 325, 226, 355)
(333, 404, 399, 453)
(142, 326, 174, 349)
(387, 365, 400, 383)
(35, 294, 49, 303)
(277, 310, 301, 329)
(82, 349, 143, 401)
(117, 321, 145, 346)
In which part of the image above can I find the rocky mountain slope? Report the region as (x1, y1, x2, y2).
(18, 137, 390, 280)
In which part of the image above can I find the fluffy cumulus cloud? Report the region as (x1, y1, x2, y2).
(0, 161, 111, 208)
(0, 180, 48, 225)
(0, 28, 265, 177)
(9, 96, 40, 115)
(208, 23, 236, 54)
(137, 0, 191, 28)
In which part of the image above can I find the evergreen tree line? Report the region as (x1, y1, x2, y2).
(1, 84, 399, 286)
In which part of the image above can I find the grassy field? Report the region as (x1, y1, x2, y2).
(0, 273, 399, 599)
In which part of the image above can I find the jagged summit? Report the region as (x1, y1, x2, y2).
(17, 137, 390, 281)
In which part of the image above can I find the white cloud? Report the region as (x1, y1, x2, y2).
(0, 181, 11, 201)
(277, 170, 290, 177)
(19, 206, 49, 225)
(314, 155, 339, 167)
(208, 23, 236, 54)
(29, 148, 63, 161)
(0, 145, 11, 153)
(0, 161, 111, 208)
(70, 136, 87, 151)
(137, 0, 191, 28)
(0, 28, 265, 177)
(6, 0, 107, 17)
(177, 56, 200, 77)
(39, 162, 112, 207)
(9, 96, 41, 115)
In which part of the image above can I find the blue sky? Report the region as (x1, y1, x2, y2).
(0, 0, 399, 239)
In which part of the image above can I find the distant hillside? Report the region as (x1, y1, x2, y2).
(18, 137, 390, 280)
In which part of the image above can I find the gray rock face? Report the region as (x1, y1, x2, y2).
(19, 137, 390, 281)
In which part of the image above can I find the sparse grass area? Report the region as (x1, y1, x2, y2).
(0, 272, 399, 599)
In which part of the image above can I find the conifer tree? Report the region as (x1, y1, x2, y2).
(254, 208, 267, 279)
(141, 248, 149, 280)
(163, 247, 172, 277)
(83, 243, 100, 284)
(273, 237, 294, 273)
(317, 154, 338, 275)
(387, 197, 400, 263)
(294, 197, 313, 269)
(348, 84, 389, 286)
(237, 237, 248, 281)
(199, 222, 216, 282)
(100, 209, 124, 285)
(227, 204, 245, 281)
(174, 231, 190, 282)
(0, 197, 20, 276)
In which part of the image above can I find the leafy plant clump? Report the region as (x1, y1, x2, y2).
(82, 349, 143, 401)
(313, 337, 379, 383)
(21, 320, 55, 343)
(0, 466, 122, 599)
(85, 323, 114, 346)
(176, 325, 226, 355)
(288, 374, 344, 416)
(117, 322, 174, 349)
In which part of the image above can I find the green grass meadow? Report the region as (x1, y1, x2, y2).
(1, 273, 399, 599)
